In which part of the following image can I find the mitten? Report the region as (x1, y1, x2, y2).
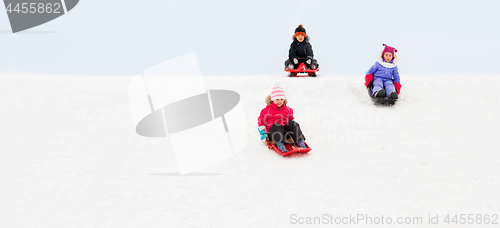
(293, 58, 298, 64)
(258, 126, 267, 141)
(364, 74, 374, 88)
(394, 82, 402, 95)
(306, 56, 312, 64)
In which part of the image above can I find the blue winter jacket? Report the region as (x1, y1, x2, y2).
(366, 55, 401, 83)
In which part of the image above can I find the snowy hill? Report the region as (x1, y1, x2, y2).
(1, 73, 499, 227)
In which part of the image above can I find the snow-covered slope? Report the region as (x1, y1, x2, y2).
(1, 73, 499, 227)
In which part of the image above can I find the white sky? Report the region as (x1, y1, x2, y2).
(1, 0, 499, 75)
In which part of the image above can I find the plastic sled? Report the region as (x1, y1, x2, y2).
(285, 63, 319, 77)
(368, 84, 398, 105)
(266, 138, 311, 157)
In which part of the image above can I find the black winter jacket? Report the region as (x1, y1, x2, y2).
(288, 38, 314, 60)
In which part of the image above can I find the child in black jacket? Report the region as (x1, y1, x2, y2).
(285, 24, 319, 70)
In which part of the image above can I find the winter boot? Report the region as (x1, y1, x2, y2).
(275, 142, 288, 153)
(389, 91, 398, 99)
(374, 89, 385, 98)
(288, 72, 295, 77)
(310, 64, 316, 70)
(310, 72, 317, 77)
(297, 139, 307, 149)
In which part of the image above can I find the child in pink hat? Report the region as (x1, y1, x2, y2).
(257, 83, 307, 153)
(364, 44, 402, 99)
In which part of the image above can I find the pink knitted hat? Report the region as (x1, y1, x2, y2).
(382, 43, 397, 57)
(271, 83, 285, 101)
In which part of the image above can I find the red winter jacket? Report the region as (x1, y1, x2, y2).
(257, 103, 295, 132)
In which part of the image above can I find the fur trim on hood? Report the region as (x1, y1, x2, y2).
(266, 95, 288, 106)
(376, 51, 399, 68)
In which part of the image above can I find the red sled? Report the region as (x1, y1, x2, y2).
(266, 139, 311, 157)
(285, 63, 319, 77)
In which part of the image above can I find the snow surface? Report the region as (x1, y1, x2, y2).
(1, 73, 499, 227)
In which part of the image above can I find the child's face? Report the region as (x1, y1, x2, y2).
(296, 34, 305, 42)
(383, 52, 393, 62)
(273, 99, 284, 107)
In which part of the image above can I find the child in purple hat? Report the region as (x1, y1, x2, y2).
(364, 44, 402, 99)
